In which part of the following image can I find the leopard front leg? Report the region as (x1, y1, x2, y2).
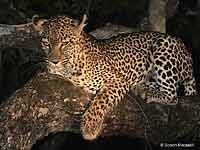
(81, 78, 129, 140)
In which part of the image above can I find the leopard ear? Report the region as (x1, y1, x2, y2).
(32, 15, 48, 34)
(75, 14, 87, 35)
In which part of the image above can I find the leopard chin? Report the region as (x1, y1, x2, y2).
(47, 61, 76, 79)
(47, 61, 66, 77)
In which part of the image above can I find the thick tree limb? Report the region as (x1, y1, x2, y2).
(0, 23, 39, 49)
(0, 22, 200, 150)
(0, 72, 200, 150)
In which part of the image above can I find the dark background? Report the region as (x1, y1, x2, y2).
(0, 0, 200, 149)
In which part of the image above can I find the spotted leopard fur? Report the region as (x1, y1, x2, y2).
(33, 14, 197, 140)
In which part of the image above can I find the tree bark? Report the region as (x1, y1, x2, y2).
(149, 0, 168, 33)
(0, 72, 200, 150)
(0, 22, 200, 150)
(0, 23, 40, 49)
(0, 49, 2, 92)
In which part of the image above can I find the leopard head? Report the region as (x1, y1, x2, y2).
(33, 14, 87, 77)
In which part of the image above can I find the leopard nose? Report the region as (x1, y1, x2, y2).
(51, 59, 59, 64)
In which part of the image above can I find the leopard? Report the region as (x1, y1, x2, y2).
(33, 14, 197, 140)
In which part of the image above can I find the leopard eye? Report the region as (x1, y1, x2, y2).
(41, 38, 51, 54)
(63, 40, 70, 45)
(63, 42, 69, 45)
(62, 38, 72, 45)
(42, 41, 50, 49)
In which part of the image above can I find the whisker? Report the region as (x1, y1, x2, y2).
(29, 55, 48, 60)
(19, 62, 47, 75)
(28, 56, 48, 63)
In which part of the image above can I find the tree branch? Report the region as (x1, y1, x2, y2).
(0, 23, 39, 49)
(0, 72, 200, 150)
(148, 0, 168, 33)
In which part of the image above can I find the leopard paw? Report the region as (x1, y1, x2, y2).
(134, 84, 152, 100)
(81, 112, 104, 140)
(146, 94, 178, 105)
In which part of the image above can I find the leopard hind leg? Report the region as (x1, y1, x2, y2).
(135, 65, 179, 105)
(182, 77, 197, 96)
